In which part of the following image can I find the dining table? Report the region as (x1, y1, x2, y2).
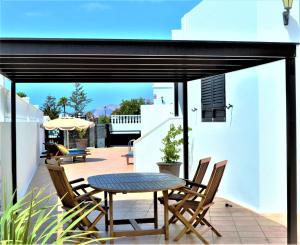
(88, 172, 186, 241)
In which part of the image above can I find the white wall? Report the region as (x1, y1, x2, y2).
(0, 84, 12, 208)
(135, 117, 184, 177)
(0, 78, 44, 200)
(188, 68, 261, 210)
(171, 0, 300, 213)
(140, 104, 174, 135)
(153, 83, 174, 105)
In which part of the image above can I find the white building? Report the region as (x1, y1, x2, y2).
(135, 0, 300, 214)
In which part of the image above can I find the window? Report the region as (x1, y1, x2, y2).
(201, 74, 226, 122)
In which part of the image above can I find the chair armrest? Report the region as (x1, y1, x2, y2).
(69, 178, 85, 185)
(184, 179, 207, 189)
(75, 190, 100, 202)
(178, 187, 205, 198)
(72, 184, 90, 192)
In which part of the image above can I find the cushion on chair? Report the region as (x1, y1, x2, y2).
(127, 151, 134, 157)
(56, 144, 70, 155)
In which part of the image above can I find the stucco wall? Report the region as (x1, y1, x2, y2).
(171, 0, 299, 213)
(0, 78, 44, 201)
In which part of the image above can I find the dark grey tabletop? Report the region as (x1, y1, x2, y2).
(88, 172, 186, 193)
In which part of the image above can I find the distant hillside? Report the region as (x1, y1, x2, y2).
(92, 104, 119, 117)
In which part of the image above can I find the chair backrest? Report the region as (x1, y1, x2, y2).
(45, 158, 62, 166)
(128, 139, 135, 152)
(201, 160, 227, 207)
(46, 164, 78, 208)
(191, 157, 211, 192)
(45, 143, 60, 156)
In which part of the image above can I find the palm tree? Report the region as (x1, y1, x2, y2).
(58, 96, 68, 116)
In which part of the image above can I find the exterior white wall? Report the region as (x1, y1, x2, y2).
(170, 0, 300, 213)
(140, 104, 174, 135)
(153, 83, 174, 105)
(0, 83, 12, 208)
(134, 117, 184, 178)
(0, 78, 44, 200)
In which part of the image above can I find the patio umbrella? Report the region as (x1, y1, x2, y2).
(43, 117, 95, 148)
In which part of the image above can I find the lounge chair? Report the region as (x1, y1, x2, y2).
(45, 143, 90, 162)
(46, 163, 106, 239)
(166, 160, 227, 243)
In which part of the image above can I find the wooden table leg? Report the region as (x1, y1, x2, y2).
(153, 192, 158, 229)
(162, 190, 169, 240)
(109, 192, 114, 243)
(104, 191, 108, 231)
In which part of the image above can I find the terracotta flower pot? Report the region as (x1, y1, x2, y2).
(157, 162, 182, 177)
(75, 138, 88, 149)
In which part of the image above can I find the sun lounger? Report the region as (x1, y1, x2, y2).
(45, 143, 90, 162)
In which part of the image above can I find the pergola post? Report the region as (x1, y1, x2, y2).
(182, 81, 189, 179)
(174, 82, 179, 117)
(11, 80, 17, 203)
(285, 57, 297, 244)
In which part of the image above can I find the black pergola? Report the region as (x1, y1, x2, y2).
(0, 38, 297, 244)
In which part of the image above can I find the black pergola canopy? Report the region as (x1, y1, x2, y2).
(0, 38, 296, 82)
(0, 38, 297, 244)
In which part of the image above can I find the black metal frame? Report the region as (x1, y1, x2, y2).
(1, 38, 297, 244)
(10, 80, 17, 204)
(285, 57, 297, 244)
(182, 81, 189, 179)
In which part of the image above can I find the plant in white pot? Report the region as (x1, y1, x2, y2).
(157, 123, 184, 177)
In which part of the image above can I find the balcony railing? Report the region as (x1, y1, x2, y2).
(110, 115, 141, 133)
(110, 115, 141, 124)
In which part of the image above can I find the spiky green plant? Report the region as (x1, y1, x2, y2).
(0, 189, 106, 244)
(76, 128, 87, 139)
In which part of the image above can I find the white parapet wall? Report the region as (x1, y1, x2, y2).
(134, 117, 186, 177)
(110, 115, 141, 133)
(0, 78, 44, 200)
(140, 104, 174, 136)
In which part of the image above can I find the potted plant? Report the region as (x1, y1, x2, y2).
(157, 124, 184, 177)
(76, 128, 88, 148)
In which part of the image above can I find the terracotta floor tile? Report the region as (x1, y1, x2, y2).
(234, 220, 259, 226)
(260, 226, 287, 232)
(236, 225, 262, 232)
(263, 231, 287, 238)
(238, 231, 266, 238)
(268, 237, 288, 244)
(240, 237, 269, 244)
(213, 237, 241, 244)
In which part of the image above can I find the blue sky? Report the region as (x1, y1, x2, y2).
(0, 0, 199, 39)
(1, 0, 200, 112)
(16, 82, 153, 112)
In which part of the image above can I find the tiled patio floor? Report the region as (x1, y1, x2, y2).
(29, 147, 291, 244)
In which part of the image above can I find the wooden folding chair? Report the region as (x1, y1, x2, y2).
(158, 157, 211, 222)
(45, 158, 98, 198)
(167, 160, 227, 244)
(46, 164, 106, 239)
